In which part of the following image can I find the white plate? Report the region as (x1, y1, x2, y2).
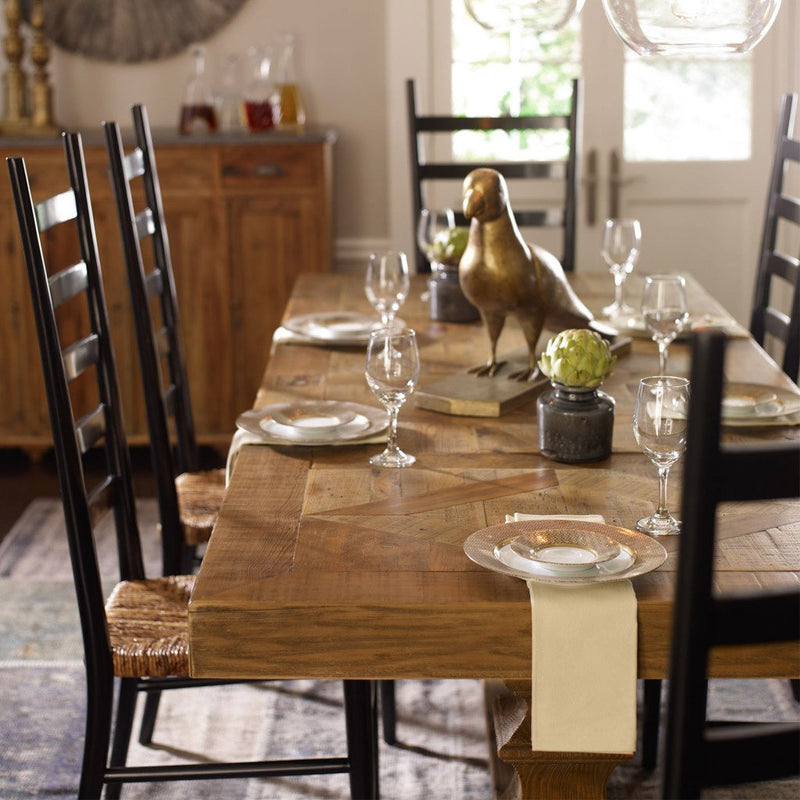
(283, 312, 406, 345)
(271, 402, 357, 433)
(722, 382, 800, 421)
(236, 401, 387, 445)
(464, 520, 667, 585)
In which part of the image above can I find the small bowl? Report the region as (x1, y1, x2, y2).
(508, 528, 620, 575)
(270, 402, 356, 434)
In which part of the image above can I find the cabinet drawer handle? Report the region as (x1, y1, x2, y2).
(222, 163, 285, 178)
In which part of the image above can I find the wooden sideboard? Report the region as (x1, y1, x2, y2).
(0, 128, 335, 454)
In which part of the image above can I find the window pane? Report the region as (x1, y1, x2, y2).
(451, 0, 580, 161)
(624, 56, 752, 161)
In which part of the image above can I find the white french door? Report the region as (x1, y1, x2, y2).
(387, 0, 799, 324)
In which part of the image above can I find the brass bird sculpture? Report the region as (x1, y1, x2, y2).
(459, 168, 616, 381)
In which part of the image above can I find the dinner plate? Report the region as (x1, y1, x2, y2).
(236, 401, 386, 445)
(282, 312, 406, 345)
(464, 519, 667, 585)
(722, 382, 800, 422)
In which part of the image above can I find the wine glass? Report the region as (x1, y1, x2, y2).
(365, 250, 410, 328)
(633, 376, 690, 536)
(601, 218, 641, 318)
(365, 327, 420, 468)
(641, 274, 689, 375)
(417, 209, 456, 301)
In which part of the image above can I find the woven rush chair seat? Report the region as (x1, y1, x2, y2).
(175, 469, 227, 545)
(105, 575, 195, 678)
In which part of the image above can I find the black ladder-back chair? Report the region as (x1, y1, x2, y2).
(661, 330, 800, 799)
(106, 104, 392, 758)
(104, 104, 226, 574)
(407, 77, 582, 272)
(750, 91, 800, 383)
(7, 134, 379, 800)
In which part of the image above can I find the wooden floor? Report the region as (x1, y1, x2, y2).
(0, 445, 221, 546)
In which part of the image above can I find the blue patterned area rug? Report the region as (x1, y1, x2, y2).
(0, 499, 797, 799)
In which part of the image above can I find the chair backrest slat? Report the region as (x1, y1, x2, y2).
(61, 332, 100, 381)
(135, 207, 156, 239)
(48, 261, 89, 308)
(35, 188, 77, 230)
(123, 147, 146, 180)
(74, 405, 107, 454)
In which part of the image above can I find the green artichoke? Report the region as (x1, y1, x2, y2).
(538, 329, 617, 389)
(428, 226, 469, 265)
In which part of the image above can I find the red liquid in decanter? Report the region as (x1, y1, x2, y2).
(179, 103, 219, 135)
(243, 100, 274, 132)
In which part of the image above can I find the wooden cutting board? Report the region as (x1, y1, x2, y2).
(415, 337, 632, 417)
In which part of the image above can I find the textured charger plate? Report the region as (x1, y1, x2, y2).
(464, 519, 667, 585)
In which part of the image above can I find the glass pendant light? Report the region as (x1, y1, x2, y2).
(464, 0, 585, 33)
(600, 0, 783, 56)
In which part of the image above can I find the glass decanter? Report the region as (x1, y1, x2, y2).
(178, 44, 218, 135)
(275, 32, 307, 132)
(244, 44, 278, 132)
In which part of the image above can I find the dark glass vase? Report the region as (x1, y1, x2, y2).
(537, 383, 615, 463)
(428, 263, 480, 322)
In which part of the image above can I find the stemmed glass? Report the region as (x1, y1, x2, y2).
(365, 250, 410, 328)
(633, 376, 690, 536)
(641, 274, 689, 375)
(365, 327, 420, 468)
(601, 218, 641, 318)
(417, 209, 456, 301)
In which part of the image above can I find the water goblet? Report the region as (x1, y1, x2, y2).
(365, 250, 410, 328)
(601, 218, 641, 318)
(417, 209, 456, 301)
(365, 327, 420, 468)
(633, 376, 690, 536)
(641, 274, 689, 375)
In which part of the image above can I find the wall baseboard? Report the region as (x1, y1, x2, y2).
(333, 237, 393, 273)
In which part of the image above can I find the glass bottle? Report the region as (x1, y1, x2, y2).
(178, 44, 218, 135)
(275, 33, 307, 132)
(243, 44, 277, 132)
(215, 53, 244, 132)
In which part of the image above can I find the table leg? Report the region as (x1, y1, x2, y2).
(492, 680, 632, 800)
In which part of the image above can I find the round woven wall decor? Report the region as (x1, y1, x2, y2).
(23, 0, 250, 63)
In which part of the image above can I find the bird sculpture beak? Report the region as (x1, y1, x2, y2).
(463, 187, 485, 220)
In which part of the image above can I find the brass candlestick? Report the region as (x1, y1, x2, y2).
(1, 0, 58, 136)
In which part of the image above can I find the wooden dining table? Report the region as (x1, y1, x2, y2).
(188, 270, 800, 799)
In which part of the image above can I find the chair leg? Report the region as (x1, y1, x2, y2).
(641, 679, 662, 771)
(380, 680, 397, 745)
(343, 680, 380, 800)
(791, 679, 800, 702)
(78, 668, 115, 800)
(105, 678, 137, 799)
(138, 689, 162, 745)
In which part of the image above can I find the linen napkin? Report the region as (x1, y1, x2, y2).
(507, 513, 637, 754)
